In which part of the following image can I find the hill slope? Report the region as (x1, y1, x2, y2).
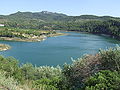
(0, 11, 68, 22)
(1, 11, 120, 23)
(0, 11, 120, 40)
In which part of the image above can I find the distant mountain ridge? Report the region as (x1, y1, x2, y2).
(0, 11, 120, 22)
(0, 11, 120, 41)
(0, 11, 68, 22)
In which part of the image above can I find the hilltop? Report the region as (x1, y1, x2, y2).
(0, 11, 119, 20)
(0, 11, 68, 22)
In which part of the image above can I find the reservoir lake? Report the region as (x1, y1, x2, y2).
(0, 32, 120, 66)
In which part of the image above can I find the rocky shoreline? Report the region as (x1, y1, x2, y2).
(0, 35, 47, 42)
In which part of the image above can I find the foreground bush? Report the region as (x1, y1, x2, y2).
(33, 78, 60, 90)
(63, 46, 120, 89)
(0, 71, 19, 90)
(63, 54, 101, 89)
(99, 46, 120, 71)
(0, 56, 63, 89)
(0, 46, 120, 89)
(0, 56, 24, 83)
(85, 70, 120, 90)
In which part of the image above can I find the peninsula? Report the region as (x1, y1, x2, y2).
(0, 27, 66, 42)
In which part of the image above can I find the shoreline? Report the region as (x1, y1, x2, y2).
(47, 33, 68, 37)
(0, 36, 47, 42)
(0, 33, 67, 42)
(57, 30, 120, 41)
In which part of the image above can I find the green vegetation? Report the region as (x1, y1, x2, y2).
(62, 46, 120, 90)
(0, 46, 119, 89)
(0, 27, 64, 42)
(85, 70, 120, 90)
(1, 11, 120, 40)
(0, 71, 19, 90)
(0, 11, 120, 89)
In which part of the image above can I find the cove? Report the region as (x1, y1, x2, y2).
(0, 31, 120, 66)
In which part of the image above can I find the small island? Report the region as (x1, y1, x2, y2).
(0, 44, 11, 51)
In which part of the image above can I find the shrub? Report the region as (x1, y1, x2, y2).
(0, 71, 19, 90)
(99, 45, 120, 71)
(21, 63, 35, 80)
(62, 46, 120, 89)
(84, 70, 120, 90)
(34, 65, 62, 80)
(20, 64, 62, 80)
(62, 54, 101, 89)
(33, 78, 59, 90)
(0, 56, 24, 83)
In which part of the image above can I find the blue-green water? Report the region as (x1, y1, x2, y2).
(0, 32, 120, 66)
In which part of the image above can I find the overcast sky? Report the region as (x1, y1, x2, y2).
(0, 0, 120, 17)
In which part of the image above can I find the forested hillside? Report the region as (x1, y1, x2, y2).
(0, 11, 120, 40)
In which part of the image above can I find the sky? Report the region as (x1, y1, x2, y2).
(0, 0, 120, 17)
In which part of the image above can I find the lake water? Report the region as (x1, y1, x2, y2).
(0, 32, 120, 66)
